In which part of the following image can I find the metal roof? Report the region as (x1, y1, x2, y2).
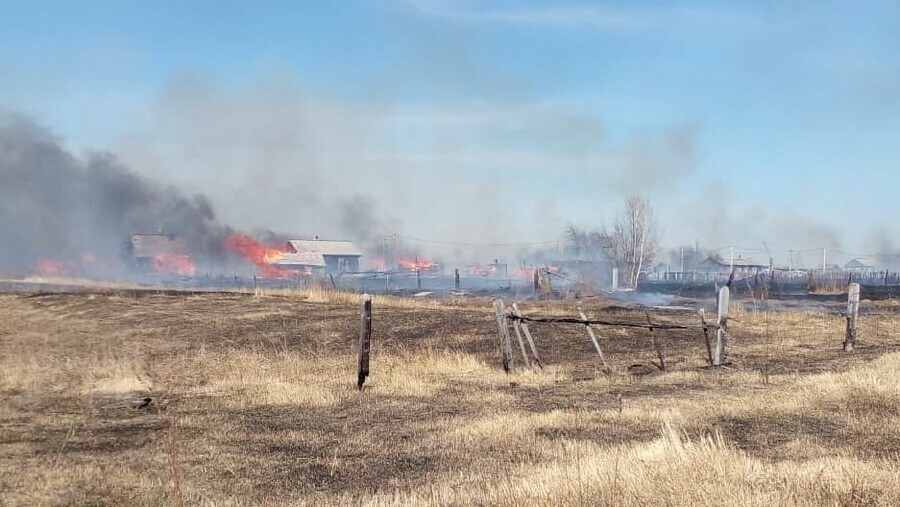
(269, 251, 327, 268)
(845, 257, 877, 268)
(287, 239, 362, 257)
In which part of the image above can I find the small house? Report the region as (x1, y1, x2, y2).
(697, 255, 768, 274)
(124, 234, 193, 274)
(272, 239, 362, 273)
(844, 257, 878, 273)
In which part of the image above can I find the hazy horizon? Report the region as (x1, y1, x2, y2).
(2, 0, 898, 269)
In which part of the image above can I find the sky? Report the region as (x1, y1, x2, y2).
(1, 0, 898, 266)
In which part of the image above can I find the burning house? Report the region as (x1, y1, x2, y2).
(124, 234, 195, 275)
(272, 239, 362, 273)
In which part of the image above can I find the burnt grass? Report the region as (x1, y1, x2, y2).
(3, 290, 900, 504)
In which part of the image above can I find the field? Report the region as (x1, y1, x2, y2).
(3, 287, 900, 506)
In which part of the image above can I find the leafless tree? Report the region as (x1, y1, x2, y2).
(564, 225, 610, 261)
(604, 196, 660, 288)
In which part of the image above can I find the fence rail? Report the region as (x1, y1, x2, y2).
(491, 283, 900, 375)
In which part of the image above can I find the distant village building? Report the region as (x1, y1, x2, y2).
(125, 234, 191, 271)
(270, 239, 362, 273)
(844, 257, 878, 273)
(697, 255, 768, 274)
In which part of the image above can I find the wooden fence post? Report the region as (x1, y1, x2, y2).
(510, 310, 531, 369)
(455, 268, 460, 289)
(579, 308, 611, 373)
(713, 286, 730, 366)
(645, 312, 666, 371)
(357, 294, 373, 390)
(699, 309, 714, 366)
(844, 283, 860, 352)
(492, 300, 514, 373)
(511, 303, 543, 369)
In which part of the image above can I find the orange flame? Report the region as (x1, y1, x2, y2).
(398, 257, 435, 272)
(226, 234, 300, 279)
(34, 258, 75, 277)
(151, 254, 195, 276)
(469, 264, 496, 277)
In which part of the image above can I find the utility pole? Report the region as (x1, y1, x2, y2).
(681, 247, 685, 274)
(823, 248, 827, 272)
(788, 250, 794, 271)
(730, 246, 734, 271)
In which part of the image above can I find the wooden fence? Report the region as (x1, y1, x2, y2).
(491, 283, 886, 374)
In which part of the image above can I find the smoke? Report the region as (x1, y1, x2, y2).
(0, 111, 232, 273)
(108, 76, 698, 266)
(665, 183, 845, 267)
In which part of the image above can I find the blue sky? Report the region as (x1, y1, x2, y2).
(1, 0, 898, 265)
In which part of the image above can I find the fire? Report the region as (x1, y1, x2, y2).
(226, 234, 300, 279)
(469, 264, 496, 277)
(368, 257, 388, 273)
(34, 258, 75, 277)
(33, 252, 108, 277)
(398, 256, 435, 272)
(151, 254, 195, 276)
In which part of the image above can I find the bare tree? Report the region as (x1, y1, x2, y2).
(603, 197, 660, 289)
(564, 225, 610, 261)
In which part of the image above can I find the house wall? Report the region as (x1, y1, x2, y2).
(324, 255, 359, 272)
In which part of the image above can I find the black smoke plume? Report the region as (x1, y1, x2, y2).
(0, 112, 232, 274)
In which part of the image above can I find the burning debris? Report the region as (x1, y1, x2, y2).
(126, 234, 195, 276)
(398, 256, 437, 273)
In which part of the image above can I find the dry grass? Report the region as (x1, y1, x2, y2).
(3, 291, 900, 505)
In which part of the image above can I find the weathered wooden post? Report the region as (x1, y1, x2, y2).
(713, 286, 730, 366)
(492, 299, 514, 373)
(645, 312, 666, 371)
(512, 303, 543, 369)
(416, 269, 421, 289)
(454, 268, 460, 289)
(509, 309, 531, 369)
(699, 309, 714, 366)
(844, 283, 860, 352)
(357, 294, 373, 389)
(579, 308, 611, 373)
(611, 268, 619, 292)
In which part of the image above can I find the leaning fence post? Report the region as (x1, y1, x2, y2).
(357, 294, 373, 390)
(509, 309, 532, 369)
(844, 283, 860, 352)
(492, 300, 514, 373)
(713, 286, 730, 366)
(579, 308, 611, 373)
(699, 309, 714, 366)
(512, 303, 543, 369)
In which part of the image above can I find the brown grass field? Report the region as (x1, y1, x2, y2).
(3, 287, 900, 506)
